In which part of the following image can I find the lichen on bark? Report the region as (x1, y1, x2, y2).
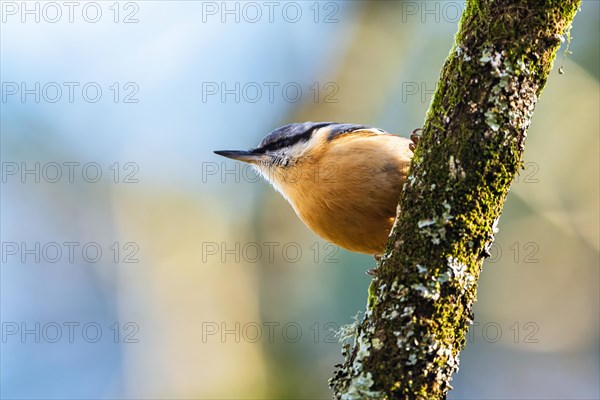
(330, 1, 581, 399)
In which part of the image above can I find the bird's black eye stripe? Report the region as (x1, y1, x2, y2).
(263, 127, 317, 151)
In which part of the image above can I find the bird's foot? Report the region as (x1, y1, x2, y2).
(409, 128, 422, 152)
(366, 254, 382, 276)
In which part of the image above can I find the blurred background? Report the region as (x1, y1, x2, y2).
(1, 1, 598, 399)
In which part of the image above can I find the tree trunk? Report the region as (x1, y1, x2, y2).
(330, 1, 581, 398)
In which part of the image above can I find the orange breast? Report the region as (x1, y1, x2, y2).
(275, 133, 413, 255)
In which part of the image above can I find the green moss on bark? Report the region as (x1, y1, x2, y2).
(330, 1, 580, 398)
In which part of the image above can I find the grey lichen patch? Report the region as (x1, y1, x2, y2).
(335, 315, 361, 343)
(339, 372, 384, 400)
(372, 337, 384, 351)
(354, 330, 372, 366)
(412, 282, 441, 301)
(484, 110, 501, 132)
(492, 217, 500, 234)
(457, 44, 472, 62)
(333, 317, 386, 400)
(437, 271, 451, 284)
(446, 256, 475, 293)
(433, 343, 460, 383)
(417, 202, 455, 245)
(417, 219, 435, 228)
(401, 306, 415, 318)
(482, 216, 502, 263)
(476, 46, 540, 144)
(558, 19, 575, 74)
(388, 309, 399, 319)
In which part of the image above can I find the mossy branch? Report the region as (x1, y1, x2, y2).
(330, 1, 581, 398)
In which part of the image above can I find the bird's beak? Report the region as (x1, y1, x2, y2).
(213, 149, 265, 164)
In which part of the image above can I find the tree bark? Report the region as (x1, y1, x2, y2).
(330, 1, 581, 399)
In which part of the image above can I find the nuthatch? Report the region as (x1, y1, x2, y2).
(214, 122, 418, 255)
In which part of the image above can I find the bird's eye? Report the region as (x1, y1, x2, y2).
(280, 139, 292, 148)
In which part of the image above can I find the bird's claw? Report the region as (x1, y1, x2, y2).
(409, 128, 422, 153)
(366, 254, 383, 276)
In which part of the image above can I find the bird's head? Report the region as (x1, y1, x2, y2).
(214, 122, 383, 184)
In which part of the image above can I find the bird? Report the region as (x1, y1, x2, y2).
(214, 122, 419, 256)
